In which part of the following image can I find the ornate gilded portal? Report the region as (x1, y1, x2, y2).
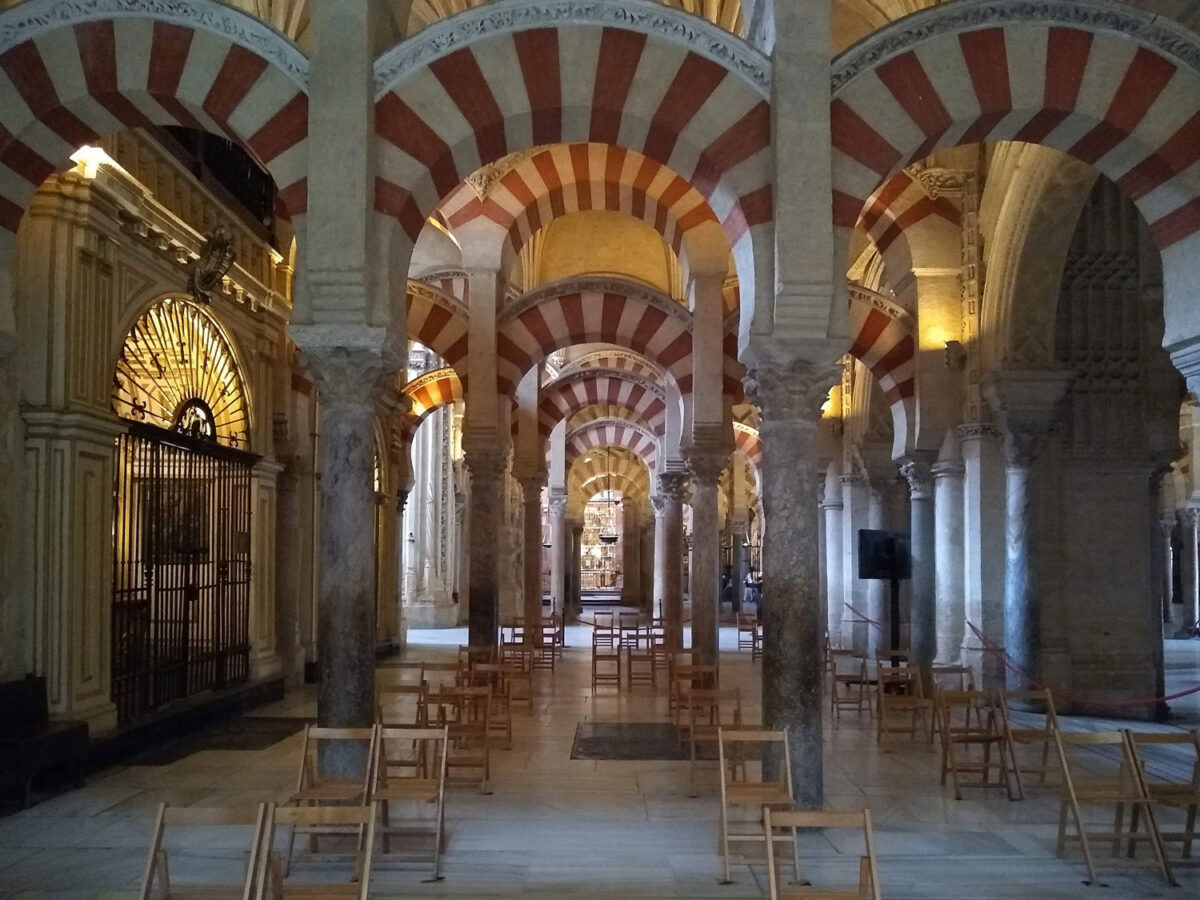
(110, 298, 256, 724)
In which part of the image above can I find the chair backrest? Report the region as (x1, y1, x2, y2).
(140, 802, 267, 900)
(1125, 728, 1200, 794)
(686, 689, 742, 732)
(828, 648, 864, 676)
(1053, 728, 1140, 795)
(717, 727, 793, 798)
(931, 665, 976, 692)
(375, 725, 449, 789)
(296, 725, 377, 797)
(375, 682, 427, 727)
(257, 804, 375, 899)
(459, 644, 497, 667)
(763, 807, 880, 900)
(875, 648, 910, 666)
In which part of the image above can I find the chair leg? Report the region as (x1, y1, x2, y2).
(719, 800, 733, 884)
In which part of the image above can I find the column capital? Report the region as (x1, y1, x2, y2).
(397, 487, 409, 515)
(1187, 507, 1200, 528)
(899, 457, 934, 501)
(983, 371, 1072, 469)
(743, 357, 840, 425)
(548, 493, 568, 517)
(292, 326, 404, 409)
(518, 474, 545, 503)
(955, 422, 999, 443)
(686, 448, 728, 485)
(657, 470, 690, 501)
(1161, 515, 1178, 536)
(464, 445, 509, 482)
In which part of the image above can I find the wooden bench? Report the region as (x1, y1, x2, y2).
(0, 675, 88, 808)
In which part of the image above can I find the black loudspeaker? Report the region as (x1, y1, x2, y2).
(857, 529, 911, 580)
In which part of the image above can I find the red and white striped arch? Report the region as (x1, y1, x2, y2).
(856, 169, 963, 283)
(496, 276, 693, 396)
(403, 366, 463, 421)
(415, 268, 469, 305)
(438, 142, 722, 270)
(538, 368, 667, 441)
(407, 280, 469, 377)
(0, 2, 309, 253)
(567, 448, 651, 502)
(373, 7, 772, 325)
(830, 0, 1200, 315)
(847, 285, 916, 436)
(722, 324, 746, 403)
(565, 419, 659, 471)
(560, 348, 667, 381)
(732, 421, 761, 470)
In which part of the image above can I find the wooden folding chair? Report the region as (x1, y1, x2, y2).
(650, 618, 671, 675)
(683, 688, 742, 796)
(936, 689, 1020, 801)
(828, 650, 871, 723)
(1124, 729, 1200, 866)
(875, 667, 932, 743)
(257, 804, 376, 898)
(421, 661, 461, 690)
(140, 802, 267, 899)
(672, 664, 718, 728)
(592, 613, 617, 650)
(591, 642, 622, 692)
(762, 807, 882, 900)
(499, 645, 535, 714)
(1001, 688, 1061, 795)
(445, 685, 492, 794)
(469, 662, 513, 749)
(372, 726, 449, 881)
(284, 726, 376, 875)
(533, 616, 557, 672)
(626, 624, 656, 689)
(617, 611, 642, 649)
(717, 727, 797, 884)
(1053, 728, 1175, 885)
(737, 613, 758, 653)
(375, 683, 427, 728)
(376, 660, 425, 686)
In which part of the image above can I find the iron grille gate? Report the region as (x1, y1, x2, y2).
(112, 424, 255, 724)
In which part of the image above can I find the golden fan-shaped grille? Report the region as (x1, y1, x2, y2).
(112, 297, 250, 449)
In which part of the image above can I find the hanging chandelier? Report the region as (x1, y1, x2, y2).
(598, 449, 619, 544)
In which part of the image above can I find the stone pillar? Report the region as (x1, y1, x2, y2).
(932, 436, 965, 664)
(394, 490, 408, 649)
(840, 472, 869, 652)
(745, 359, 839, 811)
(464, 447, 508, 646)
(985, 372, 1071, 690)
(959, 424, 1007, 687)
(658, 472, 689, 649)
(275, 459, 304, 686)
(864, 480, 888, 657)
(549, 493, 568, 613)
(821, 466, 844, 643)
(688, 452, 726, 669)
(569, 519, 584, 617)
(651, 494, 667, 619)
(900, 456, 935, 686)
(620, 497, 639, 607)
(249, 460, 283, 679)
(301, 341, 401, 732)
(1161, 517, 1178, 629)
(520, 476, 544, 641)
(1186, 509, 1200, 634)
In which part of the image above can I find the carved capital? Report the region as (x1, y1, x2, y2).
(956, 422, 999, 443)
(743, 359, 839, 425)
(294, 329, 405, 411)
(686, 449, 728, 485)
(1187, 507, 1200, 530)
(898, 459, 933, 501)
(657, 471, 690, 502)
(518, 474, 545, 503)
(984, 371, 1072, 469)
(464, 446, 509, 483)
(397, 488, 410, 515)
(548, 492, 568, 517)
(1161, 516, 1178, 538)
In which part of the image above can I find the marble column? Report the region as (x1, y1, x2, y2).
(549, 492, 568, 613)
(465, 447, 508, 647)
(821, 466, 844, 643)
(620, 497, 639, 607)
(864, 481, 888, 657)
(840, 473, 869, 653)
(688, 452, 726, 669)
(932, 439, 965, 664)
(275, 459, 303, 686)
(959, 423, 1007, 687)
(651, 494, 668, 619)
(301, 341, 401, 735)
(901, 456, 935, 686)
(1161, 517, 1178, 628)
(658, 472, 689, 650)
(745, 359, 839, 811)
(395, 489, 409, 649)
(1186, 509, 1200, 634)
(569, 520, 584, 617)
(520, 477, 544, 642)
(986, 372, 1070, 690)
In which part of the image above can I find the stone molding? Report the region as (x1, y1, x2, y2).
(374, 0, 771, 98)
(931, 458, 966, 479)
(744, 359, 840, 425)
(408, 279, 469, 321)
(955, 422, 999, 442)
(983, 370, 1072, 468)
(831, 0, 1200, 93)
(503, 275, 691, 328)
(847, 284, 916, 332)
(0, 0, 310, 88)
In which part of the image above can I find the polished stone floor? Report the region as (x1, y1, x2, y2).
(1, 629, 1199, 898)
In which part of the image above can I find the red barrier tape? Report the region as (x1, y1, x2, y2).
(965, 620, 1200, 708)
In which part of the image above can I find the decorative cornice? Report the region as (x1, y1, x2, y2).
(404, 366, 460, 397)
(832, 0, 1200, 94)
(0, 0, 309, 89)
(503, 275, 691, 328)
(374, 0, 770, 99)
(908, 166, 970, 201)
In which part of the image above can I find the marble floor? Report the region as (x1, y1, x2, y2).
(2, 629, 1199, 898)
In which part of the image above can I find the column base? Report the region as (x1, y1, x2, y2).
(250, 650, 283, 681)
(406, 600, 461, 628)
(57, 697, 118, 738)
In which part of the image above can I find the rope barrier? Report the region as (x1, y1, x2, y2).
(965, 619, 1200, 708)
(843, 602, 885, 633)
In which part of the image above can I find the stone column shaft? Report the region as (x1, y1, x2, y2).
(521, 478, 544, 642)
(1161, 517, 1177, 627)
(652, 500, 667, 618)
(688, 453, 726, 669)
(570, 521, 584, 617)
(549, 494, 568, 613)
(745, 358, 839, 811)
(901, 458, 936, 686)
(1188, 510, 1200, 631)
(821, 488, 844, 642)
(932, 454, 965, 664)
(465, 449, 507, 646)
(658, 473, 688, 649)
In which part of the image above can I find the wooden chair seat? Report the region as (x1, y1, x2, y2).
(140, 803, 266, 899)
(763, 808, 881, 900)
(718, 727, 798, 884)
(258, 804, 375, 899)
(372, 726, 448, 879)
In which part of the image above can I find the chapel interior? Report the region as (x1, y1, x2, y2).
(2, 0, 1200, 897)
